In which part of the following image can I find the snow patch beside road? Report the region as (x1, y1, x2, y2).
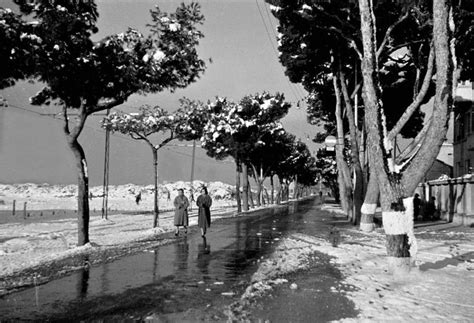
(226, 236, 322, 321)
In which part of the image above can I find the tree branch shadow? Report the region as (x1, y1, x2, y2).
(419, 251, 474, 271)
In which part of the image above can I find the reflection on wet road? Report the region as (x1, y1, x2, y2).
(0, 198, 354, 321)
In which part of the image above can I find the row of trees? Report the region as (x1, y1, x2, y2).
(267, 0, 473, 274)
(5, 0, 468, 277)
(1, 0, 317, 246)
(1, 1, 206, 245)
(102, 93, 318, 226)
(201, 93, 318, 211)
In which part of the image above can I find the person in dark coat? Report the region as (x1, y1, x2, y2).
(413, 193, 421, 220)
(174, 189, 189, 236)
(135, 192, 142, 205)
(425, 196, 437, 221)
(196, 186, 212, 237)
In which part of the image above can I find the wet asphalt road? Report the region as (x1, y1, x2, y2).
(0, 198, 357, 322)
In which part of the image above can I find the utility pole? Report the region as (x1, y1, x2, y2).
(189, 140, 196, 210)
(353, 58, 358, 222)
(102, 109, 111, 220)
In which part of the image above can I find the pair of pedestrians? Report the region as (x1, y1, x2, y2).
(174, 187, 212, 237)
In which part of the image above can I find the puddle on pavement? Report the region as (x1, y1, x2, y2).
(249, 252, 359, 322)
(0, 199, 356, 321)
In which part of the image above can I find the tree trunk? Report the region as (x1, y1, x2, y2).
(352, 170, 364, 225)
(235, 160, 242, 213)
(242, 163, 249, 211)
(360, 175, 379, 232)
(254, 176, 262, 207)
(248, 178, 255, 209)
(293, 175, 298, 199)
(332, 69, 353, 218)
(401, 0, 453, 192)
(331, 183, 340, 203)
(270, 175, 275, 204)
(259, 164, 264, 206)
(339, 71, 364, 225)
(66, 137, 90, 246)
(152, 148, 159, 227)
(276, 176, 283, 204)
(256, 184, 262, 206)
(264, 187, 270, 205)
(251, 164, 265, 206)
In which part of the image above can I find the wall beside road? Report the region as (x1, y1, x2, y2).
(416, 176, 474, 226)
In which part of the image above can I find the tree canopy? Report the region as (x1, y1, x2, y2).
(268, 0, 436, 141)
(1, 1, 206, 110)
(201, 93, 291, 163)
(0, 1, 207, 244)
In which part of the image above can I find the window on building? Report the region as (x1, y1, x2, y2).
(466, 159, 472, 174)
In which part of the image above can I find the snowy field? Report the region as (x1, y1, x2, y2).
(0, 181, 238, 281)
(0, 180, 235, 213)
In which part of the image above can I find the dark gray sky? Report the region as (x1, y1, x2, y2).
(0, 0, 319, 185)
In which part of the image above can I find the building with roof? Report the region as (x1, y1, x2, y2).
(453, 81, 474, 177)
(424, 142, 453, 181)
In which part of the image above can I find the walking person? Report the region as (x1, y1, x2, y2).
(196, 186, 212, 237)
(174, 189, 189, 236)
(135, 191, 142, 205)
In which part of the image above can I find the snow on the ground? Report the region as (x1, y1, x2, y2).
(0, 180, 235, 211)
(308, 226, 474, 322)
(1, 189, 473, 322)
(226, 236, 322, 321)
(227, 206, 474, 322)
(0, 181, 237, 280)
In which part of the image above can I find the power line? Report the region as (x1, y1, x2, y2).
(255, 0, 279, 56)
(5, 103, 233, 166)
(255, 0, 300, 103)
(7, 103, 144, 144)
(263, 1, 308, 102)
(263, 3, 309, 101)
(255, 0, 306, 105)
(6, 103, 54, 117)
(261, 3, 308, 102)
(168, 143, 203, 147)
